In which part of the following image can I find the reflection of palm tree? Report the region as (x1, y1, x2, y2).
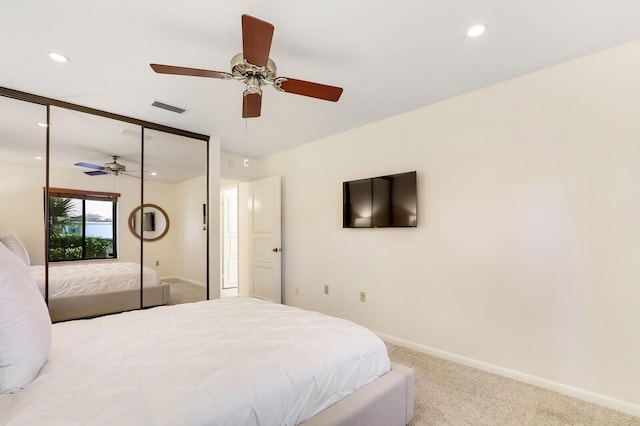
(49, 197, 74, 235)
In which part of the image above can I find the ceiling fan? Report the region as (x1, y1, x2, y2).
(74, 155, 138, 178)
(150, 14, 343, 118)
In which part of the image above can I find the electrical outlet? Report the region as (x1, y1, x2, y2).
(360, 292, 366, 302)
(324, 285, 329, 295)
(155, 260, 160, 266)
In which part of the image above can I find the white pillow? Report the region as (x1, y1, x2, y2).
(0, 241, 51, 394)
(0, 234, 30, 266)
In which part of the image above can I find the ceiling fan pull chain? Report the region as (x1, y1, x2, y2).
(244, 118, 249, 168)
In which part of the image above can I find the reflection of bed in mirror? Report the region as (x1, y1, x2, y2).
(30, 262, 170, 322)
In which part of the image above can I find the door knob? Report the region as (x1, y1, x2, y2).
(272, 248, 280, 253)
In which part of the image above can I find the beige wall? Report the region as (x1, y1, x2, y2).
(141, 181, 179, 278)
(37, 166, 180, 275)
(175, 175, 208, 285)
(259, 40, 640, 413)
(208, 137, 221, 299)
(0, 162, 46, 265)
(0, 161, 149, 267)
(220, 152, 265, 181)
(0, 161, 204, 284)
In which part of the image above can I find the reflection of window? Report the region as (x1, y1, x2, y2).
(47, 188, 120, 262)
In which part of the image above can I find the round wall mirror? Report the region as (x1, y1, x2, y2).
(128, 204, 170, 241)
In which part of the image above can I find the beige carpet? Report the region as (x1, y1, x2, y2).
(166, 280, 206, 305)
(386, 343, 640, 426)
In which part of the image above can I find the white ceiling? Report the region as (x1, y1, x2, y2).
(2, 1, 640, 160)
(0, 97, 207, 183)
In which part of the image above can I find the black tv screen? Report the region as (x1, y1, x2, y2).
(343, 171, 417, 228)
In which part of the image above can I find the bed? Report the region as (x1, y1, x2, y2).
(1, 237, 413, 425)
(30, 262, 170, 322)
(0, 233, 170, 322)
(30, 262, 161, 297)
(0, 299, 413, 425)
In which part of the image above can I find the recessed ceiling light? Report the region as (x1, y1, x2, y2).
(48, 52, 69, 63)
(35, 156, 44, 160)
(150, 172, 157, 176)
(467, 24, 486, 38)
(37, 122, 48, 127)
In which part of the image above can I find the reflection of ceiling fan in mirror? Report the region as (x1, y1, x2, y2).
(74, 155, 140, 178)
(150, 14, 343, 118)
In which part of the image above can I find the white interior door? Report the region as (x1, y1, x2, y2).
(249, 176, 281, 303)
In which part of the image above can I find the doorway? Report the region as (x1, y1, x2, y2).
(220, 179, 238, 297)
(219, 176, 281, 301)
(220, 179, 251, 298)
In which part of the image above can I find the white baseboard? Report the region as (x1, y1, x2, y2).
(377, 332, 640, 418)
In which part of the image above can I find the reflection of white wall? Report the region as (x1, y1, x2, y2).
(0, 161, 46, 265)
(142, 182, 178, 277)
(1, 162, 181, 276)
(175, 175, 207, 285)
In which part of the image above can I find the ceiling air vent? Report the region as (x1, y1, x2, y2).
(151, 100, 186, 114)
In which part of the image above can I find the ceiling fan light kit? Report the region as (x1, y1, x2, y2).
(150, 14, 343, 118)
(75, 155, 130, 177)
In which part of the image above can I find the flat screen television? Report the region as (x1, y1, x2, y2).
(343, 171, 417, 228)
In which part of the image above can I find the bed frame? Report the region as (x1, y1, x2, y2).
(47, 283, 170, 322)
(49, 293, 413, 424)
(302, 362, 414, 426)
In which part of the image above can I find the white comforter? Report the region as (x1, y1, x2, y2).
(30, 262, 160, 297)
(0, 298, 390, 426)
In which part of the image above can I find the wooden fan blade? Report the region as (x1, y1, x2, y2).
(150, 64, 232, 79)
(242, 92, 262, 118)
(85, 170, 108, 176)
(277, 78, 343, 102)
(242, 15, 274, 67)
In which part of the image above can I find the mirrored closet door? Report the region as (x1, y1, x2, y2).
(141, 129, 208, 304)
(1, 88, 210, 322)
(47, 107, 144, 319)
(0, 96, 47, 298)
